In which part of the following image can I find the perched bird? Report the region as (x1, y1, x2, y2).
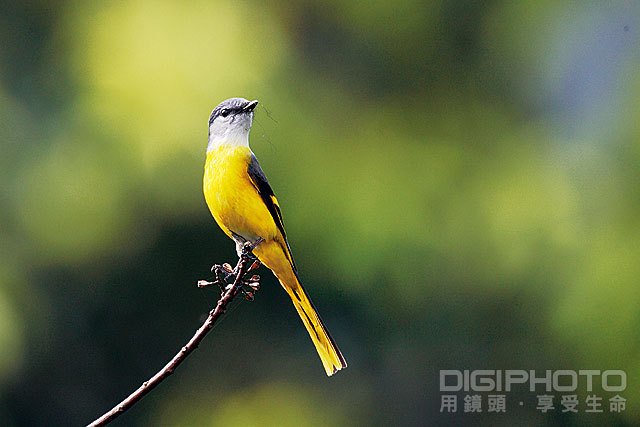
(203, 97, 347, 376)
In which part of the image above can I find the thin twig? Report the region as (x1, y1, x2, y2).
(87, 253, 254, 427)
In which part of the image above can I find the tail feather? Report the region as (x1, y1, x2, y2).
(281, 280, 347, 376)
(253, 240, 346, 375)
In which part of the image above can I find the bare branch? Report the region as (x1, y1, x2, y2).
(87, 251, 256, 427)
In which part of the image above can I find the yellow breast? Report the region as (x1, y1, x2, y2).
(203, 145, 278, 243)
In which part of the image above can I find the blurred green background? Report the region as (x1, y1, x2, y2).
(1, 0, 640, 425)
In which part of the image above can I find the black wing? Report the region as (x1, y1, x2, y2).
(247, 154, 297, 271)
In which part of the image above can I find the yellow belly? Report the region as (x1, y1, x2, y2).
(203, 145, 279, 244)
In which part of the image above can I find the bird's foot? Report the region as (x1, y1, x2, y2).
(237, 240, 262, 300)
(240, 238, 264, 264)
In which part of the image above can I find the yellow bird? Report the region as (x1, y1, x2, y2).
(203, 97, 347, 376)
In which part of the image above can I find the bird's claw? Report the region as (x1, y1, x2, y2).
(240, 238, 264, 262)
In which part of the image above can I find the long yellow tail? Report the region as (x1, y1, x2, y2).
(253, 241, 346, 375)
(280, 277, 347, 376)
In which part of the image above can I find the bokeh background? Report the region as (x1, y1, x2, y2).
(2, 1, 640, 425)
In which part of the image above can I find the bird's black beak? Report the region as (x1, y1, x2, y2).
(244, 100, 258, 112)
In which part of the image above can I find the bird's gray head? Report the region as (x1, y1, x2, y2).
(207, 97, 258, 151)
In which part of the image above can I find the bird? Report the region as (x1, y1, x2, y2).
(203, 97, 347, 376)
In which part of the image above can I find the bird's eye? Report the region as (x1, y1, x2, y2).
(220, 109, 230, 118)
